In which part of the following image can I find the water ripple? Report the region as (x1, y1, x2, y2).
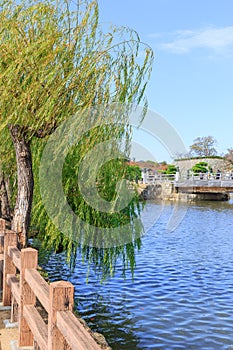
(41, 201, 233, 350)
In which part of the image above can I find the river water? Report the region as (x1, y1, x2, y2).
(40, 200, 233, 350)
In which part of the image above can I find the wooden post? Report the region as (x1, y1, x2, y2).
(0, 229, 4, 291)
(0, 233, 4, 254)
(0, 219, 6, 233)
(33, 340, 40, 350)
(11, 296, 18, 323)
(19, 248, 38, 347)
(2, 231, 17, 306)
(48, 281, 74, 350)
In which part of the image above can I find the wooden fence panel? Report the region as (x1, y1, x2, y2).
(0, 219, 103, 350)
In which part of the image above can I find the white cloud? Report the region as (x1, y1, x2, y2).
(159, 26, 233, 54)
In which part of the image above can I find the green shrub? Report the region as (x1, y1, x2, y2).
(192, 162, 208, 173)
(166, 165, 177, 174)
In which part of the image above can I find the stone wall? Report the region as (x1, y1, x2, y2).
(139, 182, 174, 200)
(138, 181, 230, 202)
(173, 157, 232, 177)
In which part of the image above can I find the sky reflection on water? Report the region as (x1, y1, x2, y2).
(41, 200, 233, 349)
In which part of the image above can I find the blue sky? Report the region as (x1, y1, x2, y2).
(98, 0, 233, 162)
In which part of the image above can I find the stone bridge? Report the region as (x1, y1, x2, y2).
(174, 179, 233, 200)
(175, 179, 233, 193)
(139, 176, 233, 201)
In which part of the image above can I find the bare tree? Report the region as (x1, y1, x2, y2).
(189, 136, 217, 157)
(225, 148, 233, 165)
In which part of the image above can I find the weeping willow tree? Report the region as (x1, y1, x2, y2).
(32, 124, 144, 278)
(0, 0, 153, 274)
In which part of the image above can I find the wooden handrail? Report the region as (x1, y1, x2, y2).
(0, 220, 103, 350)
(6, 274, 20, 305)
(8, 246, 21, 271)
(24, 305, 48, 350)
(25, 268, 49, 312)
(57, 310, 102, 350)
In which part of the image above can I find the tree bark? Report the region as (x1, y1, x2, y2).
(9, 125, 34, 248)
(5, 176, 12, 212)
(0, 171, 11, 220)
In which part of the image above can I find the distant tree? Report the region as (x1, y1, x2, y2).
(225, 148, 233, 165)
(189, 136, 217, 157)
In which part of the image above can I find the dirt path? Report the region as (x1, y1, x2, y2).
(0, 308, 18, 350)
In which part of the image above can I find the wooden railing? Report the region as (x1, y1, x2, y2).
(0, 219, 102, 350)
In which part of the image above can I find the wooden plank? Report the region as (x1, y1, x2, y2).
(8, 246, 21, 271)
(11, 296, 19, 323)
(57, 311, 102, 350)
(24, 305, 48, 350)
(6, 274, 20, 305)
(25, 268, 49, 312)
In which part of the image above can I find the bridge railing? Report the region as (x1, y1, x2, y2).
(143, 172, 233, 184)
(179, 172, 233, 181)
(143, 173, 176, 184)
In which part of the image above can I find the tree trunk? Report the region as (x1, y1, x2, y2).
(0, 171, 11, 220)
(9, 125, 34, 248)
(5, 176, 12, 208)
